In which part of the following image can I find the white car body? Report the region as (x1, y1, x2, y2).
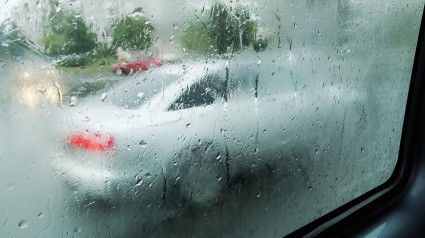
(52, 57, 365, 211)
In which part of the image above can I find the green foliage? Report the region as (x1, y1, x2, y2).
(41, 8, 97, 56)
(56, 43, 115, 68)
(181, 21, 215, 53)
(181, 2, 261, 55)
(40, 31, 66, 55)
(57, 53, 92, 67)
(252, 38, 269, 52)
(59, 56, 116, 74)
(111, 15, 153, 51)
(94, 42, 115, 59)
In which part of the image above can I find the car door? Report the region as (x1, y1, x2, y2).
(224, 63, 260, 179)
(164, 70, 230, 204)
(255, 64, 301, 174)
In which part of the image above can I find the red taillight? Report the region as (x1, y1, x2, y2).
(67, 130, 113, 152)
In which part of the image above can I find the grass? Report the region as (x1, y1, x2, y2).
(59, 56, 117, 74)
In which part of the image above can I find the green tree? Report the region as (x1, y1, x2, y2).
(41, 7, 97, 56)
(181, 2, 261, 55)
(181, 20, 215, 53)
(111, 14, 153, 51)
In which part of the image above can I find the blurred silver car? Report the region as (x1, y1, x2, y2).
(52, 57, 364, 209)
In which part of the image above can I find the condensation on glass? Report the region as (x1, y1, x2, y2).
(0, 0, 423, 237)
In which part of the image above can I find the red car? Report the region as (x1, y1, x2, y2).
(112, 57, 162, 76)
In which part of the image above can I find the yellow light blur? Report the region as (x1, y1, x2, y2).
(15, 67, 65, 108)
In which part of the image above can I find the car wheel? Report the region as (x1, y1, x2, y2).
(115, 68, 123, 76)
(177, 141, 228, 205)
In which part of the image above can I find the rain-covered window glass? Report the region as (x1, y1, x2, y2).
(0, 0, 423, 237)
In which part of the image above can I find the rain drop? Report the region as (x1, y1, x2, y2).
(69, 96, 77, 107)
(139, 140, 147, 147)
(18, 219, 28, 229)
(101, 93, 107, 102)
(216, 152, 221, 160)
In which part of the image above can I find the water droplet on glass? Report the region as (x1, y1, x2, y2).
(101, 93, 107, 102)
(37, 212, 44, 218)
(137, 92, 144, 99)
(69, 96, 77, 107)
(139, 140, 147, 147)
(216, 152, 221, 160)
(18, 219, 28, 229)
(315, 149, 319, 154)
(37, 86, 47, 94)
(257, 190, 261, 198)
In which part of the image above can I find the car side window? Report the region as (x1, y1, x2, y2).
(168, 74, 225, 111)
